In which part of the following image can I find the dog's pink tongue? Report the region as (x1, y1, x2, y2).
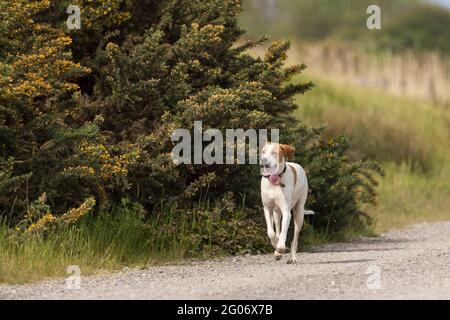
(269, 174, 281, 186)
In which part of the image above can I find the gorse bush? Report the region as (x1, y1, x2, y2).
(0, 0, 381, 253)
(14, 193, 96, 234)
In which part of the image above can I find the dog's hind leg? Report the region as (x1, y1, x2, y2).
(287, 197, 306, 264)
(287, 209, 304, 264)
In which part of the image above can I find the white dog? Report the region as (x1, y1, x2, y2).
(260, 143, 315, 264)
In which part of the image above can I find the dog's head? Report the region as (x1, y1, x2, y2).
(260, 143, 295, 175)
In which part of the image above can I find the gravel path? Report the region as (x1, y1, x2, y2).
(1, 221, 450, 300)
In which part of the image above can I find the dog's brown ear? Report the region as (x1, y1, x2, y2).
(280, 144, 295, 161)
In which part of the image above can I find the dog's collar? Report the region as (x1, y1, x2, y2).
(262, 163, 287, 179)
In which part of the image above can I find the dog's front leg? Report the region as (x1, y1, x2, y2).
(263, 207, 278, 248)
(274, 206, 291, 260)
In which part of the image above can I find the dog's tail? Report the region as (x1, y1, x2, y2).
(304, 210, 316, 215)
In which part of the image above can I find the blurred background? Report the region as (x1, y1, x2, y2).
(241, 0, 450, 104)
(240, 0, 450, 231)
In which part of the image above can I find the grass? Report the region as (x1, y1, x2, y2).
(369, 163, 450, 232)
(0, 200, 270, 284)
(295, 73, 450, 233)
(288, 42, 450, 105)
(0, 206, 184, 284)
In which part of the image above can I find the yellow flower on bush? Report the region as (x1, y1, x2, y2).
(25, 213, 56, 233)
(64, 165, 96, 177)
(79, 141, 141, 181)
(60, 197, 96, 224)
(23, 198, 96, 234)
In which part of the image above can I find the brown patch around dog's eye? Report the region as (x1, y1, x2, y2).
(276, 145, 283, 162)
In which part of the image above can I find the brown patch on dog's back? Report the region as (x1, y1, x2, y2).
(289, 164, 297, 186)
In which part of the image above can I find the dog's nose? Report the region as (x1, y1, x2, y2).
(260, 156, 270, 166)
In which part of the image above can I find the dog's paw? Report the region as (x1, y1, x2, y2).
(274, 251, 283, 261)
(286, 257, 298, 264)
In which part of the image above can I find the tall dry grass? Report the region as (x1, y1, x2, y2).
(294, 74, 450, 172)
(291, 42, 450, 105)
(247, 40, 450, 105)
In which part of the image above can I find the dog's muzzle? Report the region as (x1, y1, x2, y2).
(259, 156, 272, 168)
